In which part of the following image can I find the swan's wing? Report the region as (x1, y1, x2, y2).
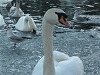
(27, 16, 37, 31)
(32, 52, 84, 75)
(53, 51, 69, 62)
(56, 56, 84, 75)
(32, 57, 44, 75)
(15, 16, 26, 31)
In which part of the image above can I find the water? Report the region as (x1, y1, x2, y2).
(0, 0, 100, 75)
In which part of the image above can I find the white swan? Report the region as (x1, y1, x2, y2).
(15, 14, 37, 33)
(32, 8, 84, 75)
(0, 14, 5, 26)
(9, 0, 24, 17)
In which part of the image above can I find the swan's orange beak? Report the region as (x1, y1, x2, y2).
(59, 16, 70, 27)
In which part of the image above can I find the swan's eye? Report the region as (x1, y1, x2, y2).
(55, 12, 68, 19)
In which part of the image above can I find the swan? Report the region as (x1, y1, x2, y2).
(15, 14, 37, 33)
(32, 8, 84, 75)
(0, 14, 5, 26)
(9, 0, 24, 18)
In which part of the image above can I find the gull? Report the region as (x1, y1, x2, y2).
(6, 26, 32, 48)
(73, 9, 89, 22)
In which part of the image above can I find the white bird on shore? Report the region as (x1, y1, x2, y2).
(9, 0, 24, 18)
(0, 14, 5, 26)
(32, 8, 84, 75)
(15, 14, 37, 34)
(7, 26, 32, 48)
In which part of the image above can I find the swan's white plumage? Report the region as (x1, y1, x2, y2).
(15, 15, 37, 32)
(32, 8, 84, 75)
(9, 0, 24, 17)
(32, 51, 84, 75)
(0, 14, 5, 26)
(9, 6, 24, 17)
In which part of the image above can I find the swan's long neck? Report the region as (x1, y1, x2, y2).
(42, 20, 55, 75)
(16, 0, 20, 8)
(13, 0, 21, 17)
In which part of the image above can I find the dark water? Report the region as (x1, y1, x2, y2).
(0, 0, 100, 75)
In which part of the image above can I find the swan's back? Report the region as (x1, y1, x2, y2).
(32, 57, 44, 75)
(56, 56, 84, 75)
(15, 15, 37, 32)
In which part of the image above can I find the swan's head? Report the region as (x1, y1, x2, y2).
(43, 8, 71, 27)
